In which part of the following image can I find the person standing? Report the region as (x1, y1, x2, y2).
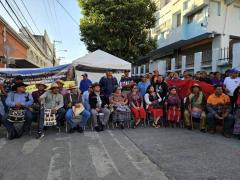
(119, 70, 134, 95)
(79, 73, 92, 93)
(223, 69, 240, 108)
(137, 75, 151, 97)
(99, 70, 118, 98)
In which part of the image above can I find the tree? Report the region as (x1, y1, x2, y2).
(78, 0, 157, 63)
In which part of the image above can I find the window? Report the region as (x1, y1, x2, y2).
(210, 0, 221, 16)
(187, 9, 204, 24)
(183, 0, 189, 10)
(177, 13, 182, 27)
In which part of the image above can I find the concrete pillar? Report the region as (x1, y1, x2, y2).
(143, 65, 146, 74)
(194, 52, 202, 74)
(157, 60, 166, 75)
(133, 66, 136, 76)
(181, 56, 186, 74)
(212, 35, 230, 70)
(232, 43, 240, 68)
(171, 58, 176, 72)
(138, 66, 141, 76)
(212, 48, 219, 72)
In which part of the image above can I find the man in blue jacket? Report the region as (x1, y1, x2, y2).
(79, 73, 92, 93)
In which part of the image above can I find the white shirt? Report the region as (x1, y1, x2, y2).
(224, 77, 240, 96)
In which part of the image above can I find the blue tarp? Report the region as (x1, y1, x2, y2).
(0, 64, 71, 77)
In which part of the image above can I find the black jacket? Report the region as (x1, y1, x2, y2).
(89, 92, 109, 109)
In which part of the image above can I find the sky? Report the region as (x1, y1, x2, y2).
(0, 0, 88, 64)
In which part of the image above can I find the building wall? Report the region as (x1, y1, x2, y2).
(152, 0, 240, 49)
(0, 21, 28, 60)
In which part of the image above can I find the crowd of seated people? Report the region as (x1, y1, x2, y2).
(0, 68, 240, 140)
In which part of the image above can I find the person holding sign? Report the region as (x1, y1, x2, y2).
(65, 85, 90, 133)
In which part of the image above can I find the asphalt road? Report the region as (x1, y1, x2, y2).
(0, 126, 239, 180)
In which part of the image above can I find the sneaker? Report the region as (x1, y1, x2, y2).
(200, 129, 206, 133)
(68, 128, 75, 134)
(36, 132, 44, 139)
(77, 127, 84, 133)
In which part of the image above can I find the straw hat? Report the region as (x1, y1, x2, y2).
(56, 79, 64, 85)
(50, 83, 59, 89)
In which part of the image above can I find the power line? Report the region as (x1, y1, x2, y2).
(4, 0, 48, 59)
(55, 0, 79, 26)
(20, 0, 41, 34)
(46, 0, 58, 36)
(12, 0, 35, 34)
(52, 0, 62, 39)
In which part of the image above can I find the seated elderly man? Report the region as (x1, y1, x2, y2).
(2, 83, 33, 140)
(184, 83, 207, 132)
(37, 83, 65, 139)
(207, 85, 235, 138)
(65, 85, 90, 133)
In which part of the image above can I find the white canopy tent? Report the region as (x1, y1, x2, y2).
(72, 50, 131, 83)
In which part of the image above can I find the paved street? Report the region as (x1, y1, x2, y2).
(0, 127, 239, 180)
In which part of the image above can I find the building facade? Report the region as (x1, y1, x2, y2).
(0, 16, 29, 68)
(0, 16, 56, 68)
(133, 0, 240, 76)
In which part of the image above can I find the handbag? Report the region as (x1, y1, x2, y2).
(7, 108, 26, 123)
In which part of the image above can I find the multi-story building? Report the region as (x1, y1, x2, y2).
(133, 0, 240, 76)
(0, 16, 29, 68)
(19, 28, 57, 67)
(0, 15, 56, 68)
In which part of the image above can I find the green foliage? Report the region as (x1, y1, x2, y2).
(78, 0, 157, 63)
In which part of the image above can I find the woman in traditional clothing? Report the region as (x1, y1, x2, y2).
(233, 86, 240, 139)
(164, 86, 181, 128)
(144, 85, 163, 128)
(109, 86, 131, 129)
(127, 85, 146, 128)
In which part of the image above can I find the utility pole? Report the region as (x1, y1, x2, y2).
(52, 40, 61, 66)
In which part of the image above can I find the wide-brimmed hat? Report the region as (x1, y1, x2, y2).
(50, 83, 59, 89)
(56, 79, 64, 85)
(35, 83, 47, 89)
